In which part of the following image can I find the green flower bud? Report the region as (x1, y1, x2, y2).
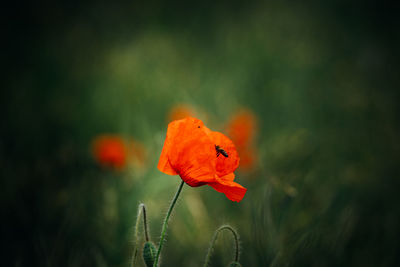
(229, 261, 242, 267)
(142, 241, 157, 267)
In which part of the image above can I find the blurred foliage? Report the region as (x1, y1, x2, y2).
(2, 0, 400, 266)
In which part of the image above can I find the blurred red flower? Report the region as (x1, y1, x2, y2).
(158, 117, 247, 202)
(167, 104, 195, 122)
(92, 135, 127, 169)
(226, 109, 258, 170)
(226, 109, 257, 148)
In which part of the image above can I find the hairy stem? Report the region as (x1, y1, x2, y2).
(131, 203, 150, 267)
(203, 225, 240, 267)
(153, 180, 185, 267)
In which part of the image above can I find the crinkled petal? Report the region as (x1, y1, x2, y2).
(217, 172, 235, 181)
(208, 174, 247, 202)
(157, 119, 185, 175)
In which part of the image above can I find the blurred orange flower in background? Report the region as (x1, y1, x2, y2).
(226, 109, 257, 148)
(92, 135, 127, 169)
(92, 135, 148, 171)
(226, 109, 258, 170)
(167, 104, 195, 122)
(158, 117, 247, 202)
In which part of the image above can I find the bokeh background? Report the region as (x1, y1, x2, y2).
(3, 0, 400, 266)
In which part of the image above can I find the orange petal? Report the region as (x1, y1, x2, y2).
(208, 174, 247, 202)
(209, 131, 240, 177)
(157, 119, 185, 175)
(217, 172, 235, 181)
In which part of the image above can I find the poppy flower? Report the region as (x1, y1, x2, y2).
(92, 135, 127, 169)
(158, 117, 247, 202)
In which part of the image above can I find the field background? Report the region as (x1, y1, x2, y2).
(3, 0, 400, 266)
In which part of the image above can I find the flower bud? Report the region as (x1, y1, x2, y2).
(142, 241, 157, 267)
(229, 261, 242, 267)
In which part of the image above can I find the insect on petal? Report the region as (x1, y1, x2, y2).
(157, 117, 247, 201)
(209, 131, 240, 177)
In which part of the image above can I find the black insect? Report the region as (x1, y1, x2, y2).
(215, 145, 229, 158)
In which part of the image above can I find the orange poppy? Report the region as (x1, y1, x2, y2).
(92, 135, 127, 169)
(158, 117, 247, 202)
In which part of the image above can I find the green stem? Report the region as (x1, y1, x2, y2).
(131, 203, 150, 267)
(203, 225, 240, 267)
(153, 180, 185, 267)
(143, 204, 150, 242)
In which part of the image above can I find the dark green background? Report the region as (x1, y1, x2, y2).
(3, 0, 400, 266)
